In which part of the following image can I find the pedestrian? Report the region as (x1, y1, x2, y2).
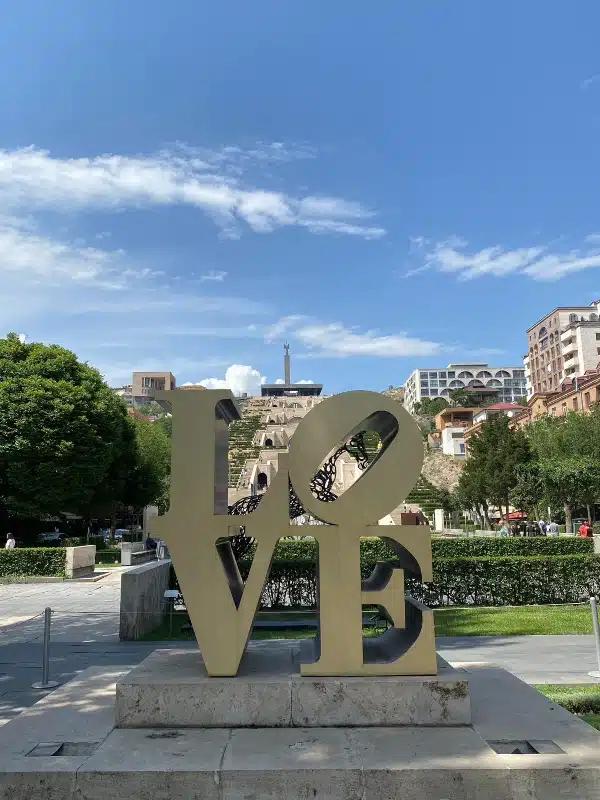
(537, 519, 547, 536)
(577, 520, 592, 537)
(499, 519, 509, 537)
(5, 533, 15, 550)
(547, 520, 559, 536)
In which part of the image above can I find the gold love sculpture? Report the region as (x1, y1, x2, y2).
(151, 389, 437, 678)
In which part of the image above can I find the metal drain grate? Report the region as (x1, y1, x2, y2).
(27, 742, 100, 757)
(488, 740, 565, 755)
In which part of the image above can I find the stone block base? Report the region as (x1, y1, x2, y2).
(1, 661, 600, 799)
(115, 643, 471, 728)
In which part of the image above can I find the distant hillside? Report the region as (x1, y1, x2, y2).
(382, 385, 404, 403)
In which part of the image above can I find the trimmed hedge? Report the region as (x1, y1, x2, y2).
(430, 536, 592, 558)
(0, 548, 66, 578)
(266, 536, 593, 563)
(236, 554, 600, 609)
(170, 538, 600, 609)
(95, 550, 120, 564)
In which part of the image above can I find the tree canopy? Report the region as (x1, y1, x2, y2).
(456, 413, 531, 523)
(0, 334, 170, 520)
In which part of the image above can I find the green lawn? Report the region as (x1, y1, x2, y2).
(534, 684, 600, 730)
(434, 604, 592, 636)
(140, 603, 593, 642)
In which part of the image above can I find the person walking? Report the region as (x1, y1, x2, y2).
(537, 519, 547, 535)
(498, 519, 510, 537)
(5, 533, 15, 550)
(547, 520, 559, 536)
(578, 520, 593, 537)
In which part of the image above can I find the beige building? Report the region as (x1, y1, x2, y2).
(512, 371, 600, 428)
(524, 302, 600, 396)
(113, 372, 176, 405)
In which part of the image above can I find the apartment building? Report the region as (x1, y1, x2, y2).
(403, 363, 527, 413)
(112, 372, 176, 405)
(512, 371, 600, 428)
(524, 301, 600, 396)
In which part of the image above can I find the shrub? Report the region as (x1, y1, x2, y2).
(95, 550, 120, 564)
(417, 555, 600, 607)
(170, 537, 600, 610)
(62, 537, 86, 547)
(430, 536, 592, 558)
(0, 548, 66, 578)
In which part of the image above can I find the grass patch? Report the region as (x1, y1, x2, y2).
(581, 714, 600, 730)
(139, 604, 593, 642)
(534, 684, 600, 715)
(434, 604, 591, 636)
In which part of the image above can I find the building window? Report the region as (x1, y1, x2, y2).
(562, 402, 567, 413)
(585, 392, 591, 408)
(596, 333, 600, 340)
(569, 313, 578, 323)
(421, 389, 430, 396)
(439, 372, 447, 378)
(573, 397, 578, 410)
(439, 379, 447, 387)
(476, 370, 492, 378)
(495, 370, 511, 378)
(457, 371, 474, 379)
(551, 407, 556, 415)
(428, 371, 438, 378)
(447, 371, 456, 378)
(429, 380, 439, 387)
(420, 381, 429, 388)
(459, 444, 465, 454)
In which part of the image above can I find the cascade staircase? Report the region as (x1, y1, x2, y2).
(228, 406, 263, 488)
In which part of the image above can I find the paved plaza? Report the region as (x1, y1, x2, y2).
(1, 574, 600, 726)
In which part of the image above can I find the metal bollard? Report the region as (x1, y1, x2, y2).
(31, 608, 60, 690)
(588, 596, 600, 679)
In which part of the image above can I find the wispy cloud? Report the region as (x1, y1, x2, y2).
(0, 214, 157, 290)
(199, 269, 227, 282)
(581, 73, 600, 90)
(406, 235, 600, 281)
(295, 322, 441, 358)
(0, 146, 384, 240)
(264, 315, 307, 343)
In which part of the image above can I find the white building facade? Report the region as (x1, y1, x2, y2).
(403, 363, 527, 413)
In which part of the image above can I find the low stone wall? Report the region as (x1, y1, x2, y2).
(65, 545, 96, 578)
(119, 559, 172, 641)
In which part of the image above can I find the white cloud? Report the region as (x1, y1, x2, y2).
(296, 379, 315, 384)
(199, 270, 227, 282)
(196, 364, 268, 396)
(274, 378, 286, 384)
(264, 315, 306, 343)
(0, 214, 153, 289)
(409, 235, 600, 282)
(295, 322, 441, 358)
(0, 146, 384, 240)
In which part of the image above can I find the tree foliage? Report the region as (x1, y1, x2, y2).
(0, 334, 171, 521)
(448, 388, 477, 407)
(413, 397, 449, 416)
(457, 414, 531, 523)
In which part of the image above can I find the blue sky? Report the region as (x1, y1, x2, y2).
(2, 1, 600, 394)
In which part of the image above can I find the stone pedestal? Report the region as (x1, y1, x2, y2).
(2, 643, 600, 799)
(115, 644, 470, 728)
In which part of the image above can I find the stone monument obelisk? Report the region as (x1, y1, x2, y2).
(284, 341, 291, 384)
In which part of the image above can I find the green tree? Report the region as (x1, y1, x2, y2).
(458, 414, 531, 521)
(412, 397, 449, 416)
(123, 416, 171, 512)
(525, 407, 600, 530)
(456, 459, 493, 528)
(448, 388, 476, 408)
(0, 334, 132, 520)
